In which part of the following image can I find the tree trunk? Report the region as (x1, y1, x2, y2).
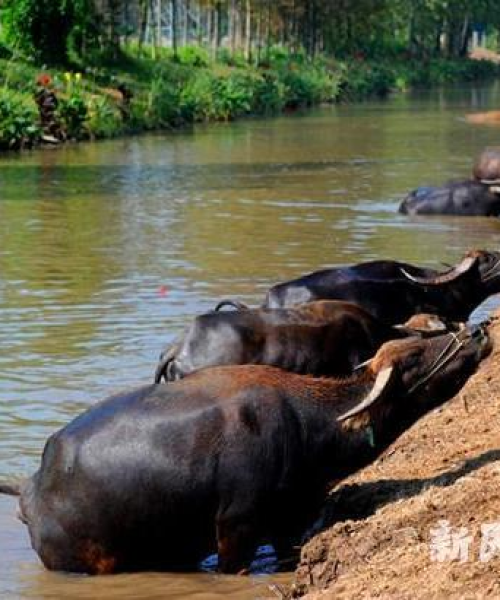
(157, 0, 162, 50)
(171, 0, 178, 56)
(255, 8, 261, 63)
(265, 0, 271, 60)
(138, 0, 149, 50)
(229, 0, 236, 55)
(210, 4, 220, 60)
(459, 14, 471, 57)
(183, 0, 190, 46)
(244, 0, 252, 62)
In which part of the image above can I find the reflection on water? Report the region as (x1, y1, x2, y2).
(2, 83, 500, 598)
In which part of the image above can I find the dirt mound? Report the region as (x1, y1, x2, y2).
(470, 48, 500, 64)
(290, 314, 500, 599)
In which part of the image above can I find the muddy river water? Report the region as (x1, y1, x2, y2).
(2, 84, 500, 598)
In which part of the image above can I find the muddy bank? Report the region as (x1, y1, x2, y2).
(290, 312, 500, 599)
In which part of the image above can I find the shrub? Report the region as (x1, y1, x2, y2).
(253, 71, 286, 114)
(146, 75, 182, 127)
(212, 71, 256, 119)
(179, 70, 215, 121)
(0, 91, 40, 149)
(339, 60, 397, 100)
(87, 96, 122, 138)
(177, 46, 210, 68)
(58, 95, 88, 139)
(278, 62, 341, 107)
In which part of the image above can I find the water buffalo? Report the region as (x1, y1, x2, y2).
(398, 180, 500, 216)
(0, 325, 490, 574)
(154, 301, 450, 383)
(263, 249, 500, 324)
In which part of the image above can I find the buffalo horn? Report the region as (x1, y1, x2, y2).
(337, 366, 394, 422)
(400, 255, 477, 286)
(214, 300, 250, 311)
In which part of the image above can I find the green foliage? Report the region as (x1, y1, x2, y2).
(253, 72, 287, 114)
(179, 69, 255, 122)
(2, 0, 97, 65)
(0, 91, 40, 150)
(55, 72, 88, 139)
(176, 46, 210, 68)
(144, 63, 189, 127)
(58, 95, 88, 139)
(339, 60, 398, 100)
(280, 63, 340, 107)
(87, 96, 122, 138)
(212, 72, 256, 119)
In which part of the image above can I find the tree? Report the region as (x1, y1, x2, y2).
(2, 0, 97, 64)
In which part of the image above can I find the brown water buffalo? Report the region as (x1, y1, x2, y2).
(0, 325, 490, 574)
(154, 301, 450, 383)
(262, 249, 500, 324)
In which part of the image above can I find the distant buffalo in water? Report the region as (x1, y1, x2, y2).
(399, 147, 500, 216)
(398, 180, 500, 216)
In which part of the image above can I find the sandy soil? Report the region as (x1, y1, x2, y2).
(470, 48, 500, 64)
(289, 312, 500, 599)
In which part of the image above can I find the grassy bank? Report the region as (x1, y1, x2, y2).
(0, 45, 499, 151)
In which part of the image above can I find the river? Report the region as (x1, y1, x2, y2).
(1, 83, 500, 598)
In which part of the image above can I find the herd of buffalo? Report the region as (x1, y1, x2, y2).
(1, 246, 499, 575)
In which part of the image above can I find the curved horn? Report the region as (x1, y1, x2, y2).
(154, 343, 179, 383)
(154, 355, 174, 383)
(214, 300, 250, 312)
(400, 255, 477, 286)
(337, 366, 394, 422)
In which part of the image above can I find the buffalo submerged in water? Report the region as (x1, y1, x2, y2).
(0, 325, 491, 574)
(399, 147, 500, 216)
(398, 180, 500, 216)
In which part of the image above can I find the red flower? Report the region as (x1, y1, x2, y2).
(36, 73, 52, 87)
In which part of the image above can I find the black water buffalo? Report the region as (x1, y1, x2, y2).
(398, 180, 500, 216)
(154, 301, 450, 383)
(0, 325, 490, 574)
(263, 249, 500, 324)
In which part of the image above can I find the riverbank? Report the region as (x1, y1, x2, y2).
(1, 46, 500, 151)
(289, 311, 500, 599)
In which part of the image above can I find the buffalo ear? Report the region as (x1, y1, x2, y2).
(337, 366, 395, 422)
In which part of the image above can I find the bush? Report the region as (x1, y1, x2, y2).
(87, 96, 122, 138)
(177, 46, 210, 68)
(253, 71, 286, 114)
(338, 60, 397, 100)
(212, 71, 256, 119)
(146, 75, 182, 127)
(180, 69, 256, 121)
(179, 70, 215, 121)
(0, 91, 40, 149)
(58, 95, 88, 139)
(278, 62, 341, 107)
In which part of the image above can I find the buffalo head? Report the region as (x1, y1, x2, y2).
(338, 323, 491, 425)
